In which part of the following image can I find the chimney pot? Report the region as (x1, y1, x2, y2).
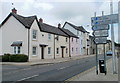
(39, 18, 43, 23)
(12, 8, 17, 14)
(58, 23, 61, 28)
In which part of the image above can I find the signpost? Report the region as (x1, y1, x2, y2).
(94, 37, 107, 44)
(92, 25, 109, 30)
(93, 30, 109, 37)
(91, 14, 118, 26)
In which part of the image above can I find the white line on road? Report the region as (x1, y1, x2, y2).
(17, 74, 39, 81)
(57, 66, 70, 70)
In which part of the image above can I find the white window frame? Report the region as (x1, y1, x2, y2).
(56, 48, 59, 55)
(13, 46, 21, 54)
(32, 29, 37, 40)
(48, 33, 51, 40)
(48, 47, 51, 55)
(32, 46, 37, 56)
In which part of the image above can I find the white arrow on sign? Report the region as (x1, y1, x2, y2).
(92, 25, 109, 30)
(94, 37, 107, 44)
(93, 30, 109, 37)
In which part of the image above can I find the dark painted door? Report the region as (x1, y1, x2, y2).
(62, 48, 64, 58)
(41, 47, 44, 59)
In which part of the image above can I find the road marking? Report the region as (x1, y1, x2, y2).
(17, 74, 39, 81)
(57, 66, 70, 70)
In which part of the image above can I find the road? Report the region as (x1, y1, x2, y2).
(2, 55, 111, 83)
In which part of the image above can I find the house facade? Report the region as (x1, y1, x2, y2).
(0, 8, 81, 61)
(59, 28, 80, 57)
(63, 22, 90, 55)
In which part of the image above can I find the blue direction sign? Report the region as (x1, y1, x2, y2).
(91, 14, 118, 26)
(93, 30, 109, 37)
(92, 25, 109, 30)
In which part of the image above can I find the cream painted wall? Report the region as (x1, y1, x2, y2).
(2, 16, 28, 55)
(55, 35, 69, 58)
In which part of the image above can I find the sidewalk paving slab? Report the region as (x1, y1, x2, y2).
(66, 57, 118, 81)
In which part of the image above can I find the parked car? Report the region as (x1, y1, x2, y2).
(106, 51, 112, 56)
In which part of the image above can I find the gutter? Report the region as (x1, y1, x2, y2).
(28, 29, 30, 61)
(54, 34, 55, 59)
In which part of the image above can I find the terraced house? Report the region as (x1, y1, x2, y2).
(63, 22, 90, 55)
(0, 8, 80, 61)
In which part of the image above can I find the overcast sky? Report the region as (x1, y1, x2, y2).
(0, 0, 119, 43)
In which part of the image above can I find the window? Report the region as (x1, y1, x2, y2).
(76, 38, 77, 42)
(66, 48, 68, 54)
(72, 38, 73, 42)
(32, 30, 37, 40)
(48, 47, 51, 54)
(56, 36, 59, 41)
(81, 40, 83, 44)
(14, 47, 21, 54)
(56, 48, 59, 54)
(18, 47, 21, 54)
(32, 47, 37, 56)
(66, 38, 68, 42)
(72, 47, 74, 53)
(48, 33, 51, 40)
(76, 48, 78, 53)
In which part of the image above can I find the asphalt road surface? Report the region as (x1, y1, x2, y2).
(2, 55, 111, 83)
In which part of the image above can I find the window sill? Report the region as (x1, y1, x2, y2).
(32, 55, 37, 56)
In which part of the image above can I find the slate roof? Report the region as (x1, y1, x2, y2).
(59, 28, 78, 38)
(39, 22, 69, 37)
(63, 22, 89, 33)
(1, 13, 36, 29)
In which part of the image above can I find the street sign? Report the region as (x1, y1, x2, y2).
(93, 30, 109, 37)
(92, 25, 109, 30)
(91, 14, 118, 26)
(94, 37, 107, 44)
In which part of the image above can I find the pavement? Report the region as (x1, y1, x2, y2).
(66, 56, 119, 81)
(0, 54, 95, 66)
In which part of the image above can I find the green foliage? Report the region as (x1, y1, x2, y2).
(9, 54, 28, 62)
(2, 54, 28, 62)
(2, 53, 10, 62)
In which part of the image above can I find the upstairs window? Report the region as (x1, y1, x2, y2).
(72, 38, 73, 42)
(32, 30, 37, 40)
(48, 33, 51, 40)
(66, 38, 68, 42)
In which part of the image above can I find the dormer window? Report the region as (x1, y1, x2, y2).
(32, 30, 37, 40)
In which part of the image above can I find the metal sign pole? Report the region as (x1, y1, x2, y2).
(102, 11, 107, 75)
(95, 12, 98, 75)
(110, 0, 117, 74)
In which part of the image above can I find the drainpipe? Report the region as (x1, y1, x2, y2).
(28, 29, 30, 61)
(54, 34, 55, 59)
(69, 37, 71, 58)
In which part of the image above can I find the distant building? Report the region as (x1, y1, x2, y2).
(63, 22, 90, 55)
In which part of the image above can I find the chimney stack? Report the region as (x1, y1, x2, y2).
(39, 18, 43, 23)
(58, 23, 61, 28)
(12, 8, 17, 14)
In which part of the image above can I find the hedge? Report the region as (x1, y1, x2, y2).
(2, 54, 10, 62)
(2, 54, 28, 62)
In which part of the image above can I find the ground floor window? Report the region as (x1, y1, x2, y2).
(48, 47, 51, 54)
(13, 46, 21, 54)
(56, 48, 59, 54)
(66, 48, 68, 54)
(32, 46, 37, 56)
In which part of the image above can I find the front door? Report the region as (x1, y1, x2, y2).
(41, 47, 44, 59)
(62, 48, 64, 58)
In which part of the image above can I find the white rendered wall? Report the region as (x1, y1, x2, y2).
(2, 16, 28, 55)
